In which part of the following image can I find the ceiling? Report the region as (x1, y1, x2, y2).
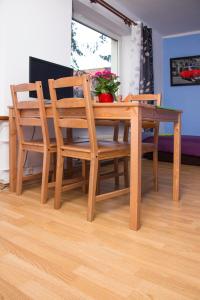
(109, 0, 200, 36)
(73, 0, 131, 36)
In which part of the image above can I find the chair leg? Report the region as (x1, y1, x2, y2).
(96, 161, 101, 195)
(67, 157, 73, 177)
(41, 150, 51, 204)
(153, 126, 159, 192)
(87, 157, 98, 222)
(124, 157, 129, 187)
(153, 149, 158, 192)
(54, 153, 64, 209)
(16, 147, 25, 195)
(114, 158, 119, 187)
(82, 160, 88, 193)
(51, 152, 57, 182)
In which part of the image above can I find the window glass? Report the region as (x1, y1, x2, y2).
(71, 20, 117, 74)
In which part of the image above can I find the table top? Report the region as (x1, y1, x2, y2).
(0, 116, 9, 121)
(9, 101, 182, 113)
(93, 103, 182, 113)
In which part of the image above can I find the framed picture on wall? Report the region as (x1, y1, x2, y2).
(170, 55, 200, 86)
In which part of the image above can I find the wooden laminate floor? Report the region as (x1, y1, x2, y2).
(0, 160, 200, 300)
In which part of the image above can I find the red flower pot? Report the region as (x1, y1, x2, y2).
(98, 93, 114, 103)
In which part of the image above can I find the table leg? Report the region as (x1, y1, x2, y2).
(173, 112, 181, 201)
(130, 107, 142, 230)
(9, 108, 17, 192)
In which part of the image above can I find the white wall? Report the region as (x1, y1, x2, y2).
(0, 0, 72, 183)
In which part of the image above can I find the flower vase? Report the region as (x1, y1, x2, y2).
(98, 93, 114, 103)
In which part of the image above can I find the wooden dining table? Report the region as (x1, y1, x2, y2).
(9, 102, 182, 231)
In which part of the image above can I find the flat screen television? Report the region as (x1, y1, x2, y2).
(29, 56, 74, 100)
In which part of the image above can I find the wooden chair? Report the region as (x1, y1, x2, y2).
(123, 94, 161, 191)
(10, 82, 57, 203)
(49, 74, 130, 221)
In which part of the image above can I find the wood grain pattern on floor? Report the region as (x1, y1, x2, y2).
(0, 160, 199, 300)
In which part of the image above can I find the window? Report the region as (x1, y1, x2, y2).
(71, 20, 118, 74)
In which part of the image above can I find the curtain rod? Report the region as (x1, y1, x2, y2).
(90, 0, 137, 27)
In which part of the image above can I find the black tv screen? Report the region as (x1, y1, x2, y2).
(29, 56, 74, 100)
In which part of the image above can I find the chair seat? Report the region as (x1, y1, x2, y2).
(22, 138, 57, 146)
(22, 137, 85, 148)
(22, 138, 57, 152)
(142, 142, 156, 154)
(61, 141, 130, 160)
(61, 141, 129, 152)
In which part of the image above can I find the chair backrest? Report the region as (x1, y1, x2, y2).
(123, 94, 161, 142)
(10, 82, 50, 147)
(124, 94, 161, 106)
(48, 74, 98, 155)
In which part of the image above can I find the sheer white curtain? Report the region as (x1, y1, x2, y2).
(121, 23, 142, 97)
(128, 23, 142, 94)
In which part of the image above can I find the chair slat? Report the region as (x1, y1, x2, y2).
(95, 120, 119, 126)
(13, 83, 37, 92)
(124, 94, 161, 106)
(17, 101, 39, 109)
(58, 118, 88, 129)
(54, 76, 84, 88)
(20, 117, 42, 126)
(56, 98, 85, 108)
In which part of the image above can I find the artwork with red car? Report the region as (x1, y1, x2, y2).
(180, 66, 200, 82)
(170, 56, 200, 86)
